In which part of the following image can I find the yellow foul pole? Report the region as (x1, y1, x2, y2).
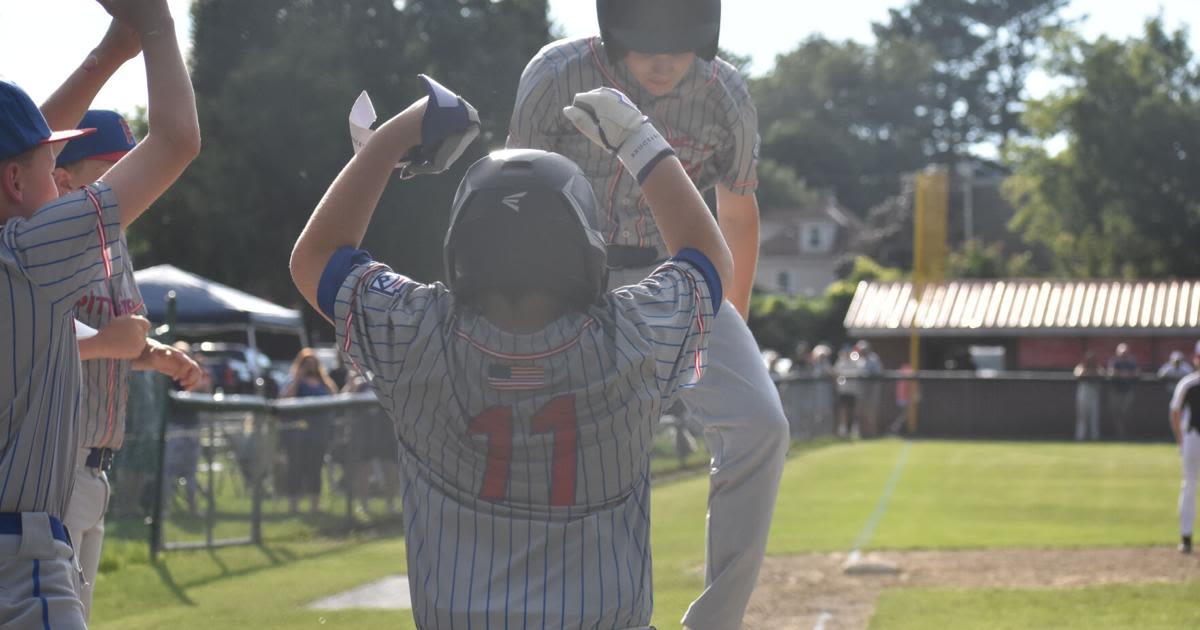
(908, 166, 948, 433)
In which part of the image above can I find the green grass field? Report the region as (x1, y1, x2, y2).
(89, 439, 1200, 629)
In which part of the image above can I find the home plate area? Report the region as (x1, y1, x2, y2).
(308, 575, 412, 610)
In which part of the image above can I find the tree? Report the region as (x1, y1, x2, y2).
(752, 36, 935, 215)
(128, 0, 552, 335)
(1006, 19, 1200, 278)
(873, 0, 1070, 156)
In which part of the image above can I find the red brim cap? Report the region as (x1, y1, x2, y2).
(85, 150, 130, 162)
(42, 127, 96, 145)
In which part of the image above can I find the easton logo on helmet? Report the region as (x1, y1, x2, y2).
(502, 192, 527, 212)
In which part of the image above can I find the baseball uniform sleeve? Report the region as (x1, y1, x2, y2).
(613, 247, 721, 400)
(1172, 374, 1198, 411)
(715, 66, 761, 195)
(506, 43, 572, 150)
(0, 182, 121, 305)
(319, 246, 447, 389)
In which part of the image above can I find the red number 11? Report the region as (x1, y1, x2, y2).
(466, 394, 578, 506)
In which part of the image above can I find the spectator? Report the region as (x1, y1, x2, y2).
(342, 371, 400, 516)
(280, 348, 338, 514)
(1075, 352, 1102, 441)
(1107, 343, 1139, 438)
(856, 340, 884, 438)
(790, 341, 813, 376)
(889, 362, 917, 435)
(835, 346, 865, 438)
(810, 345, 836, 436)
(1160, 351, 1195, 392)
(162, 341, 207, 515)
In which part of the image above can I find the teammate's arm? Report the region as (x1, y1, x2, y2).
(96, 0, 200, 229)
(564, 88, 732, 290)
(131, 339, 207, 390)
(40, 19, 141, 132)
(716, 187, 760, 319)
(1172, 408, 1183, 446)
(290, 99, 426, 315)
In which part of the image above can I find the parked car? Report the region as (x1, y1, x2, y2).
(190, 342, 287, 397)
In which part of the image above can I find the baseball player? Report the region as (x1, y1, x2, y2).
(0, 0, 199, 626)
(290, 75, 731, 627)
(1170, 341, 1200, 554)
(54, 110, 206, 619)
(507, 1, 789, 626)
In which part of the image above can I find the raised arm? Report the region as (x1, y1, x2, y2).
(40, 19, 141, 132)
(290, 99, 425, 314)
(95, 0, 200, 229)
(564, 88, 733, 291)
(291, 76, 479, 319)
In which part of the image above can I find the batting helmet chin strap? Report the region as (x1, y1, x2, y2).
(597, 0, 721, 64)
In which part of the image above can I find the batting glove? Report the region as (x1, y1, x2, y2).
(563, 87, 674, 184)
(402, 74, 480, 178)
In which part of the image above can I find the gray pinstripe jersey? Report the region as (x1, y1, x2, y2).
(75, 236, 144, 450)
(508, 36, 760, 257)
(0, 183, 121, 518)
(321, 247, 719, 628)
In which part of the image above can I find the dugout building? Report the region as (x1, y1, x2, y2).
(832, 279, 1200, 440)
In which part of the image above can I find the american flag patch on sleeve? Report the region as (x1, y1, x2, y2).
(487, 364, 546, 391)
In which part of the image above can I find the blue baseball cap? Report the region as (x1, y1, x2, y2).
(0, 80, 95, 162)
(56, 110, 137, 167)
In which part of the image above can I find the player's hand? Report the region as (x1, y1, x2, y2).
(86, 19, 141, 69)
(564, 88, 674, 183)
(563, 88, 648, 152)
(399, 75, 480, 178)
(146, 343, 207, 391)
(95, 0, 173, 35)
(92, 314, 150, 360)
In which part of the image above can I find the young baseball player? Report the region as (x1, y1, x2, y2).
(507, 1, 789, 627)
(290, 75, 731, 627)
(54, 110, 206, 619)
(0, 0, 199, 625)
(1170, 341, 1200, 554)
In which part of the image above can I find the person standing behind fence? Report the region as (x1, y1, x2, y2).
(1160, 351, 1194, 393)
(835, 346, 864, 438)
(1108, 343, 1138, 438)
(280, 348, 337, 514)
(1169, 341, 1200, 554)
(1074, 352, 1102, 441)
(810, 345, 836, 436)
(342, 371, 400, 517)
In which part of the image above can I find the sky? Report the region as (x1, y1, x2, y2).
(1, 0, 1198, 116)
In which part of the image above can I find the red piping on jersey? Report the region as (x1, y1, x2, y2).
(84, 186, 122, 448)
(588, 38, 631, 95)
(453, 318, 596, 361)
(342, 263, 396, 380)
(705, 62, 719, 86)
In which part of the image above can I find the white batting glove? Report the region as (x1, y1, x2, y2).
(563, 87, 674, 184)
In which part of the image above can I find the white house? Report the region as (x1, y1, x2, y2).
(755, 200, 861, 297)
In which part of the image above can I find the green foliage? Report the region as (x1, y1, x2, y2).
(873, 0, 1071, 155)
(947, 238, 1036, 279)
(128, 0, 551, 336)
(753, 0, 1068, 216)
(748, 256, 902, 352)
(1006, 19, 1200, 278)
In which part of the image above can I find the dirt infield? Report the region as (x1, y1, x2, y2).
(742, 547, 1200, 630)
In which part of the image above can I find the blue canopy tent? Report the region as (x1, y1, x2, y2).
(133, 264, 308, 349)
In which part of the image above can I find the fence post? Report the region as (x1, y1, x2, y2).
(150, 290, 177, 562)
(250, 406, 267, 546)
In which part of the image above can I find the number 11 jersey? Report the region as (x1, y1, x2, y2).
(319, 245, 720, 629)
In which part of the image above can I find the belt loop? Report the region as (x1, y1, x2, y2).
(16, 512, 56, 560)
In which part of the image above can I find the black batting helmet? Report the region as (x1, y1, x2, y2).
(597, 0, 721, 64)
(444, 150, 609, 307)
